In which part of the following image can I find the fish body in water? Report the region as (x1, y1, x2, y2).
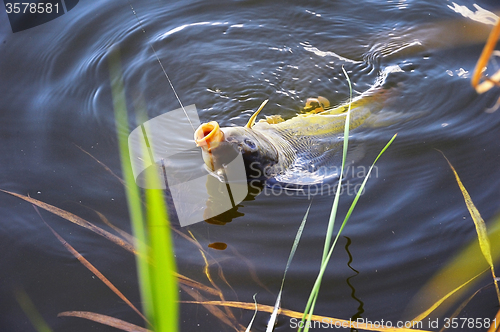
(195, 85, 391, 185)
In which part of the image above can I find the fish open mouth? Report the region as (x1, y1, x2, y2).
(194, 121, 224, 150)
(194, 121, 226, 171)
(195, 120, 253, 176)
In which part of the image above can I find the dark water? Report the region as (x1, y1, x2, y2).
(1, 0, 500, 331)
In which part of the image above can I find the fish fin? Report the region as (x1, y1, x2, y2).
(245, 99, 269, 128)
(304, 96, 331, 114)
(304, 98, 323, 114)
(317, 96, 330, 109)
(265, 115, 285, 124)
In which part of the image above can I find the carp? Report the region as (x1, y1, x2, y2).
(194, 85, 391, 185)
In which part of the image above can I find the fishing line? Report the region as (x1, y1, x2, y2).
(127, 1, 196, 132)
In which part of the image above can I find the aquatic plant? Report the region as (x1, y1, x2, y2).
(298, 68, 397, 332)
(3, 46, 182, 331)
(108, 47, 179, 332)
(230, 68, 399, 332)
(404, 152, 500, 329)
(14, 288, 54, 332)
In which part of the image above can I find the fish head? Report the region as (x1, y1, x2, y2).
(194, 121, 279, 181)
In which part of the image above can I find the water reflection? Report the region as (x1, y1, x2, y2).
(345, 236, 365, 332)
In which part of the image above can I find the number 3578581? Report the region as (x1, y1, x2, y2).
(5, 2, 59, 14)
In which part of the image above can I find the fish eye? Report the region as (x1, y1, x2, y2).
(243, 138, 256, 149)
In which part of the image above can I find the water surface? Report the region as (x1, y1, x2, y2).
(1, 0, 500, 331)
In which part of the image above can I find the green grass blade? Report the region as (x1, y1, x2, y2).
(108, 46, 154, 323)
(109, 46, 178, 331)
(328, 133, 397, 264)
(301, 133, 397, 332)
(15, 288, 54, 332)
(267, 202, 312, 331)
(140, 122, 179, 332)
(144, 183, 179, 332)
(438, 150, 500, 304)
(321, 66, 353, 262)
(336, 133, 397, 235)
(301, 67, 353, 332)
